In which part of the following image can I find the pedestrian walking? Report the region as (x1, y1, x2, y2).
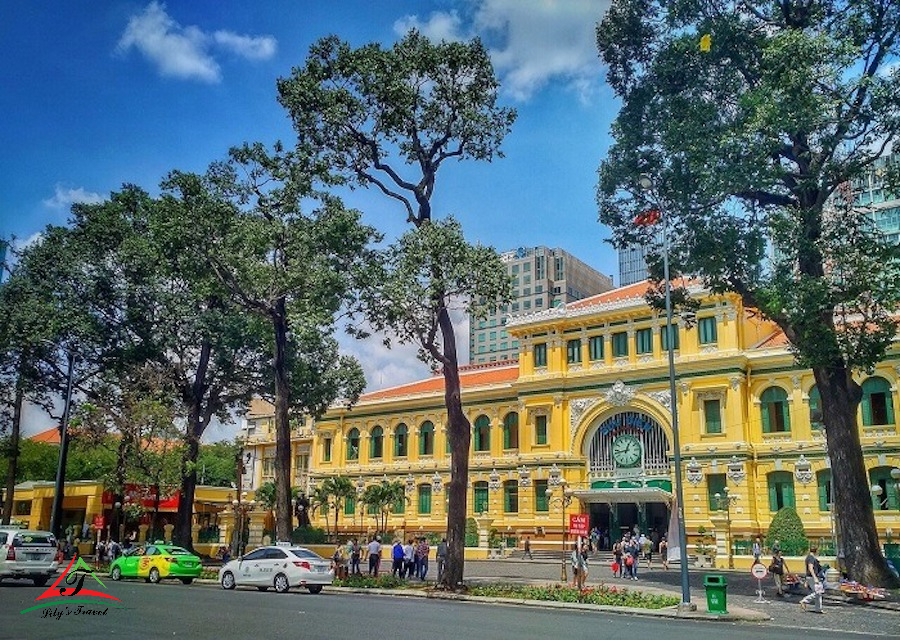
(436, 537, 448, 582)
(799, 546, 824, 613)
(752, 536, 762, 565)
(350, 538, 361, 575)
(612, 538, 624, 577)
(570, 543, 587, 590)
(628, 536, 640, 580)
(523, 536, 533, 560)
(659, 536, 669, 571)
(391, 540, 405, 577)
(769, 549, 789, 597)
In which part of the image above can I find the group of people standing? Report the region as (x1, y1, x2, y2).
(333, 535, 448, 582)
(611, 530, 668, 580)
(391, 537, 433, 580)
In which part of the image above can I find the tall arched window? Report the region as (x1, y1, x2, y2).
(473, 481, 489, 514)
(474, 415, 491, 452)
(417, 484, 432, 514)
(369, 426, 384, 459)
(761, 387, 791, 433)
(346, 428, 360, 461)
(394, 423, 409, 457)
(419, 421, 435, 455)
(503, 480, 518, 513)
(862, 377, 895, 426)
(808, 385, 822, 430)
(502, 412, 519, 449)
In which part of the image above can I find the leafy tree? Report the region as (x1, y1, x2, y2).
(277, 30, 516, 589)
(597, 0, 900, 586)
(765, 507, 808, 557)
(196, 441, 240, 487)
(317, 475, 356, 540)
(255, 480, 277, 511)
(179, 142, 375, 543)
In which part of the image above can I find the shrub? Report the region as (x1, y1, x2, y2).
(468, 583, 679, 609)
(465, 517, 478, 547)
(765, 507, 808, 555)
(333, 574, 408, 589)
(291, 526, 327, 544)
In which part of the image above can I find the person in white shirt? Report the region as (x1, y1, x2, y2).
(366, 536, 382, 576)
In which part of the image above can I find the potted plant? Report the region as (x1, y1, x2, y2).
(694, 526, 716, 568)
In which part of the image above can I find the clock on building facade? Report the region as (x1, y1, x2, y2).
(612, 434, 642, 468)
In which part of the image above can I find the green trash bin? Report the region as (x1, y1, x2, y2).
(703, 574, 728, 614)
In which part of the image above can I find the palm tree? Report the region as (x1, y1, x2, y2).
(362, 480, 407, 533)
(319, 476, 355, 540)
(309, 484, 332, 540)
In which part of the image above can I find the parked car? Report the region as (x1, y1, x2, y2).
(219, 545, 332, 594)
(0, 528, 59, 586)
(109, 543, 202, 584)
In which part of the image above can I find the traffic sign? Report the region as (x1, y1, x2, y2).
(751, 563, 768, 579)
(568, 513, 589, 537)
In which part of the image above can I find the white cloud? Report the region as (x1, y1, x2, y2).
(42, 184, 104, 210)
(117, 2, 276, 83)
(395, 0, 611, 102)
(214, 30, 277, 60)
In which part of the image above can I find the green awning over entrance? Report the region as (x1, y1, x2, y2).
(574, 485, 673, 504)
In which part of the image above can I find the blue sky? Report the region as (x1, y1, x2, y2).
(2, 1, 620, 437)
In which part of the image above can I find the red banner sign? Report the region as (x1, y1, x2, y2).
(93, 514, 105, 529)
(568, 513, 589, 537)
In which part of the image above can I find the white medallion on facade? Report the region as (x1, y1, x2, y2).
(605, 380, 636, 406)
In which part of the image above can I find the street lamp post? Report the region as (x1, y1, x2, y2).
(891, 468, 900, 508)
(639, 173, 692, 607)
(231, 493, 256, 558)
(49, 350, 76, 539)
(713, 487, 738, 569)
(546, 480, 573, 583)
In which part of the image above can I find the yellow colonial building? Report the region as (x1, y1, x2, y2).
(241, 281, 900, 563)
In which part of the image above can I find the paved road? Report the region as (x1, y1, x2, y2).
(0, 578, 871, 640)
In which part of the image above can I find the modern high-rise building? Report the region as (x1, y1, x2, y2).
(469, 246, 613, 364)
(852, 152, 900, 244)
(618, 243, 651, 287)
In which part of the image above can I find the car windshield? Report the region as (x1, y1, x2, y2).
(290, 549, 322, 560)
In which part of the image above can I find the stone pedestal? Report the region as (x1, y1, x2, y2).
(138, 524, 149, 544)
(163, 524, 174, 544)
(191, 523, 201, 544)
(709, 514, 728, 569)
(248, 510, 267, 547)
(475, 515, 494, 548)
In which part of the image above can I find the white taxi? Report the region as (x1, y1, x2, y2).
(0, 528, 59, 586)
(219, 545, 332, 594)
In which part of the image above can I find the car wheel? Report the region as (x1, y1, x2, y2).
(149, 567, 161, 584)
(274, 573, 290, 594)
(307, 585, 323, 594)
(33, 577, 49, 587)
(111, 566, 122, 581)
(256, 586, 268, 592)
(221, 571, 236, 590)
(180, 578, 193, 585)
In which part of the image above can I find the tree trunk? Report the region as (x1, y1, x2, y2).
(1, 378, 24, 525)
(174, 339, 212, 550)
(436, 303, 470, 589)
(815, 365, 899, 587)
(271, 297, 293, 543)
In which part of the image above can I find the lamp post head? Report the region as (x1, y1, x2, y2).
(638, 173, 654, 191)
(545, 488, 553, 498)
(232, 499, 239, 507)
(891, 467, 900, 481)
(871, 484, 883, 496)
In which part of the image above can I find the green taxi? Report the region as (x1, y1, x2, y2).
(109, 544, 202, 584)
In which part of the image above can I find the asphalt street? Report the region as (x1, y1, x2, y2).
(0, 578, 868, 640)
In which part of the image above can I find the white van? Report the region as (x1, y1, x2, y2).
(0, 528, 60, 586)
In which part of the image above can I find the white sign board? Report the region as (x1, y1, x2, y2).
(751, 563, 768, 579)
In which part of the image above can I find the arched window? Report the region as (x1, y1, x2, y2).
(767, 471, 795, 511)
(760, 387, 791, 433)
(808, 385, 822, 430)
(502, 412, 519, 449)
(417, 484, 432, 514)
(474, 415, 491, 452)
(369, 426, 383, 459)
(473, 481, 489, 514)
(419, 421, 435, 455)
(862, 377, 895, 426)
(346, 428, 360, 461)
(394, 423, 409, 457)
(503, 480, 518, 513)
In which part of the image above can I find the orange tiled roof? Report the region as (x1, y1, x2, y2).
(30, 427, 61, 444)
(754, 330, 790, 349)
(359, 363, 518, 402)
(567, 278, 695, 310)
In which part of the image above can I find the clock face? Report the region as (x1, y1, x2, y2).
(612, 435, 642, 467)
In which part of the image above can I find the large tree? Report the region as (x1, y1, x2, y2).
(597, 0, 900, 585)
(184, 142, 374, 543)
(277, 30, 516, 589)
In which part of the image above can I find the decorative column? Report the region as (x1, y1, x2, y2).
(247, 510, 267, 549)
(138, 523, 149, 543)
(163, 523, 174, 544)
(709, 513, 728, 569)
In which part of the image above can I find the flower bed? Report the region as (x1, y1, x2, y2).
(333, 574, 409, 589)
(468, 583, 680, 609)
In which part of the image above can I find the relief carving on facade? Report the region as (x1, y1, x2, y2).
(570, 397, 600, 440)
(605, 380, 636, 406)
